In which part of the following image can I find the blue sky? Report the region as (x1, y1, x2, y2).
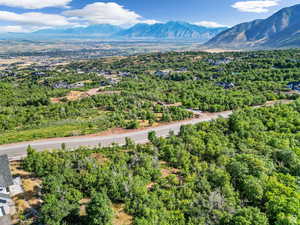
(0, 0, 299, 32)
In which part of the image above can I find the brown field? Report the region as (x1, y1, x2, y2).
(112, 204, 133, 225)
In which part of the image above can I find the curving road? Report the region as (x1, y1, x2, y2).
(1, 99, 293, 160)
(0, 111, 233, 160)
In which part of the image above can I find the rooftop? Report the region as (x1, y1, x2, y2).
(0, 155, 13, 188)
(0, 215, 12, 225)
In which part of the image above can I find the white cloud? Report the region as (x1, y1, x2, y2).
(0, 25, 27, 33)
(141, 19, 160, 25)
(0, 2, 159, 32)
(0, 11, 73, 26)
(194, 21, 228, 28)
(232, 0, 279, 13)
(0, 0, 71, 9)
(64, 2, 148, 26)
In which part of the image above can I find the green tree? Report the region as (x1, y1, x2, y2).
(86, 192, 114, 225)
(224, 207, 269, 225)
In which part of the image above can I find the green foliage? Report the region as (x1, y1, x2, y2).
(86, 192, 114, 225)
(1, 49, 300, 144)
(22, 100, 300, 225)
(223, 207, 269, 225)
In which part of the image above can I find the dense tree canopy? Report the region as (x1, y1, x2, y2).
(1, 49, 299, 144)
(22, 99, 300, 225)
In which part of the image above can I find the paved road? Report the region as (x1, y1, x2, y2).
(0, 111, 232, 160)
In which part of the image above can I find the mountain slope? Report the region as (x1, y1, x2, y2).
(115, 21, 227, 41)
(206, 4, 300, 48)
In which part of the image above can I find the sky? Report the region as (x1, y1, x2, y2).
(0, 0, 299, 32)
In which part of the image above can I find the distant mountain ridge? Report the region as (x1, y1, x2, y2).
(33, 24, 123, 37)
(206, 4, 300, 48)
(114, 21, 227, 41)
(2, 21, 227, 41)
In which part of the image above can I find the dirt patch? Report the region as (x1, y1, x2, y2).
(138, 120, 150, 127)
(265, 99, 294, 105)
(66, 91, 89, 101)
(10, 161, 42, 216)
(50, 97, 62, 103)
(161, 167, 180, 178)
(192, 56, 204, 62)
(157, 102, 182, 107)
(112, 203, 133, 225)
(160, 161, 180, 178)
(10, 161, 31, 177)
(90, 153, 109, 164)
(79, 198, 91, 216)
(146, 182, 156, 190)
(147, 161, 181, 190)
(50, 88, 121, 103)
(98, 90, 121, 95)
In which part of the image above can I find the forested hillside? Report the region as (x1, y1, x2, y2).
(0, 49, 299, 144)
(21, 99, 300, 225)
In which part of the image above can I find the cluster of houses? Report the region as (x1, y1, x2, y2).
(0, 70, 18, 78)
(287, 59, 300, 63)
(287, 81, 300, 92)
(0, 155, 23, 225)
(207, 57, 234, 66)
(31, 71, 47, 77)
(74, 68, 132, 78)
(48, 68, 133, 89)
(52, 81, 86, 89)
(155, 70, 171, 77)
(154, 67, 188, 78)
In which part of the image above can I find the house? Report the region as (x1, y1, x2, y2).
(70, 82, 85, 89)
(99, 70, 112, 76)
(154, 70, 170, 77)
(0, 70, 17, 78)
(118, 71, 131, 77)
(210, 74, 220, 80)
(178, 67, 188, 72)
(52, 81, 70, 89)
(31, 72, 47, 77)
(215, 58, 233, 66)
(0, 155, 13, 225)
(216, 82, 235, 89)
(76, 69, 85, 74)
(287, 59, 300, 63)
(287, 82, 300, 92)
(100, 80, 109, 86)
(208, 57, 233, 66)
(107, 78, 119, 85)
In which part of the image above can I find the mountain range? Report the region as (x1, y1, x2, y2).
(205, 4, 300, 49)
(115, 21, 226, 41)
(2, 4, 300, 49)
(1, 21, 227, 42)
(34, 24, 123, 37)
